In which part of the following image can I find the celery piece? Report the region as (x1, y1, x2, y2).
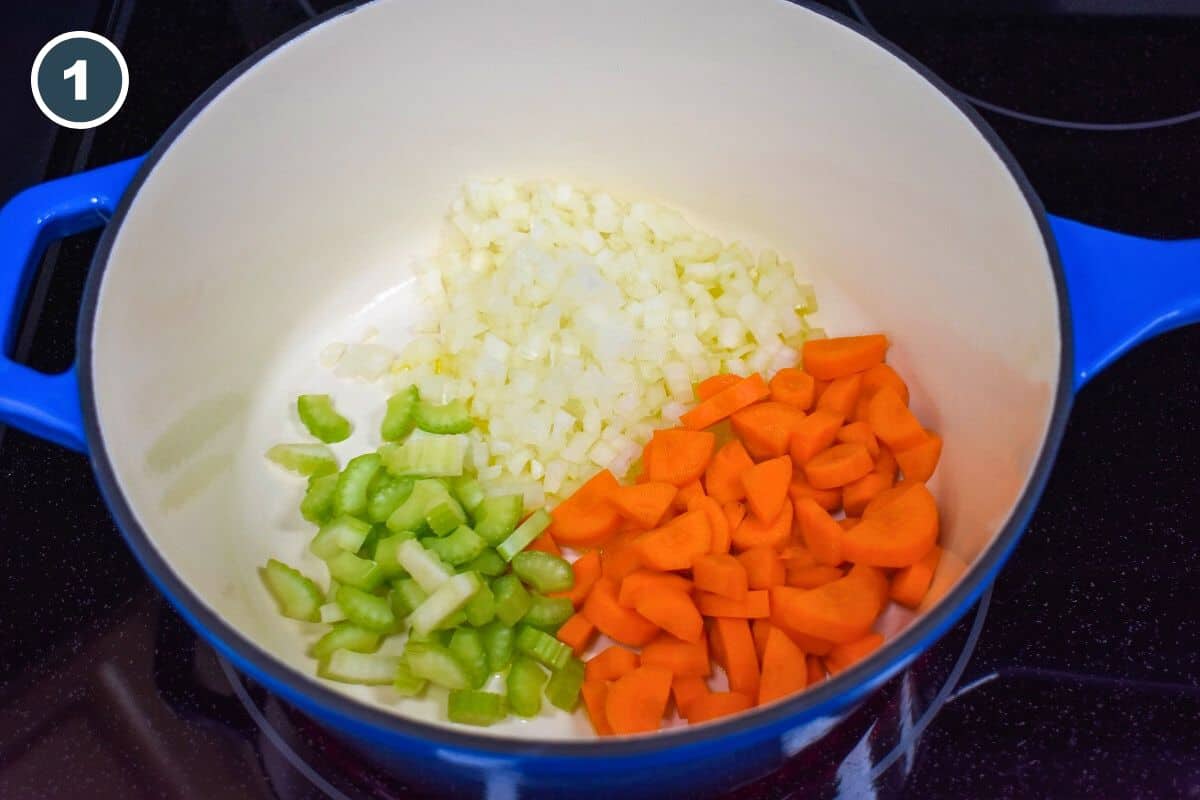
(425, 496, 468, 537)
(522, 595, 574, 632)
(395, 539, 453, 593)
(310, 515, 372, 560)
(506, 657, 547, 718)
(266, 443, 338, 477)
(496, 509, 553, 562)
(390, 577, 428, 620)
(319, 602, 346, 624)
(366, 474, 415, 523)
(449, 475, 486, 515)
(545, 656, 585, 712)
(334, 453, 381, 519)
(413, 398, 473, 434)
(393, 659, 428, 696)
(514, 625, 572, 671)
(374, 532, 416, 579)
(463, 548, 506, 577)
(511, 551, 574, 593)
(310, 622, 381, 660)
(260, 559, 323, 622)
(404, 641, 472, 690)
(356, 524, 383, 560)
(480, 620, 515, 673)
(447, 690, 506, 726)
(335, 585, 395, 632)
(425, 526, 486, 566)
(297, 394, 352, 443)
(380, 434, 469, 478)
(408, 572, 482, 635)
(319, 650, 400, 685)
(464, 581, 496, 627)
(448, 627, 488, 689)
(300, 473, 339, 525)
(385, 479, 447, 534)
(492, 575, 531, 626)
(381, 385, 419, 441)
(326, 551, 385, 592)
(436, 610, 468, 631)
(472, 495, 523, 545)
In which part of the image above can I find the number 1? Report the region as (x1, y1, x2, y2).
(63, 59, 87, 101)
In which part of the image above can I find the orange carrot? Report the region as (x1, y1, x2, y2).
(582, 577, 660, 647)
(609, 482, 677, 529)
(730, 401, 807, 460)
(769, 570, 882, 644)
(672, 479, 705, 512)
(704, 440, 754, 505)
(895, 432, 943, 482)
(557, 613, 597, 655)
(806, 655, 827, 685)
(842, 471, 894, 517)
(802, 334, 889, 380)
(813, 379, 831, 406)
(527, 531, 563, 557)
(635, 590, 705, 644)
(672, 675, 712, 717)
(861, 363, 910, 405)
(731, 498, 793, 551)
(581, 681, 614, 736)
(769, 367, 816, 410)
(890, 545, 942, 608)
(695, 373, 743, 401)
(723, 501, 747, 532)
(550, 469, 623, 547)
(685, 692, 754, 724)
(866, 387, 927, 451)
(637, 510, 712, 571)
(874, 446, 898, 481)
(836, 421, 880, 458)
(843, 482, 939, 567)
(695, 589, 770, 619)
(787, 474, 842, 513)
(752, 618, 773, 661)
(804, 442, 874, 489)
(788, 409, 844, 465)
(793, 496, 844, 566)
(585, 645, 640, 682)
(741, 455, 793, 523)
(601, 530, 644, 582)
(816, 373, 863, 419)
(618, 570, 693, 608)
(713, 617, 759, 698)
(758, 625, 808, 705)
(779, 544, 817, 568)
(640, 633, 710, 676)
(838, 516, 860, 531)
(553, 550, 602, 607)
(681, 374, 771, 431)
(644, 429, 717, 486)
(785, 564, 844, 589)
(693, 553, 749, 600)
(690, 495, 731, 555)
(736, 547, 786, 589)
(825, 633, 884, 675)
(787, 630, 836, 657)
(864, 481, 912, 515)
(606, 666, 673, 735)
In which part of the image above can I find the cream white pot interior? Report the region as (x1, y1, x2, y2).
(89, 0, 1060, 738)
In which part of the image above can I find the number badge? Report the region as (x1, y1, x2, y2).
(31, 31, 128, 130)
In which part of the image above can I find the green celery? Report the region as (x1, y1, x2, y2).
(404, 640, 472, 690)
(463, 548, 507, 577)
(522, 595, 574, 631)
(310, 515, 372, 560)
(319, 650, 400, 685)
(496, 509, 552, 561)
(464, 581, 496, 627)
(447, 690, 506, 726)
(480, 620, 515, 673)
(326, 550, 385, 591)
(511, 550, 575, 593)
(390, 577, 428, 619)
(449, 475, 486, 514)
(425, 526, 486, 566)
(492, 574, 531, 626)
(260, 559, 323, 622)
(335, 585, 395, 632)
(472, 495, 523, 545)
(413, 398, 473, 434)
(366, 474, 415, 523)
(310, 622, 381, 660)
(373, 532, 416, 579)
(393, 659, 428, 696)
(381, 385, 419, 441)
(425, 496, 468, 537)
(545, 656, 585, 712)
(333, 453, 381, 519)
(506, 656, 547, 718)
(380, 434, 468, 478)
(408, 572, 482, 635)
(385, 479, 446, 534)
(514, 625, 572, 671)
(266, 443, 338, 477)
(297, 394, 352, 443)
(394, 539, 453, 592)
(300, 473, 339, 525)
(448, 627, 488, 689)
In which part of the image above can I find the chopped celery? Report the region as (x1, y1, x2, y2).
(297, 394, 352, 443)
(425, 526, 486, 566)
(380, 434, 469, 478)
(260, 559, 323, 622)
(366, 474, 415, 523)
(472, 495, 523, 545)
(464, 581, 496, 627)
(310, 515, 372, 560)
(266, 443, 338, 477)
(511, 550, 575, 593)
(409, 572, 482, 635)
(335, 585, 396, 632)
(395, 539, 453, 593)
(496, 509, 552, 561)
(492, 574, 531, 626)
(447, 690, 506, 726)
(449, 475, 486, 514)
(514, 625, 572, 671)
(463, 548, 507, 577)
(413, 398, 473, 434)
(426, 496, 468, 537)
(319, 602, 346, 624)
(545, 656, 585, 712)
(356, 525, 383, 559)
(522, 595, 574, 631)
(374, 532, 416, 579)
(326, 551, 385, 591)
(404, 640, 472, 690)
(506, 656, 547, 718)
(480, 620, 515, 673)
(390, 577, 428, 619)
(381, 385, 419, 441)
(393, 659, 428, 696)
(334, 453, 381, 519)
(300, 473, 339, 525)
(436, 610, 468, 630)
(310, 622, 381, 660)
(319, 650, 400, 685)
(386, 479, 446, 534)
(448, 627, 488, 689)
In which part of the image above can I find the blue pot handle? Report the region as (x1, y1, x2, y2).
(1050, 214, 1200, 390)
(0, 157, 143, 452)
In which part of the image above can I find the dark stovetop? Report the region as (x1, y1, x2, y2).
(1, 2, 1199, 799)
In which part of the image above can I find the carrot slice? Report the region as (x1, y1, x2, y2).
(618, 570, 693, 608)
(802, 334, 889, 380)
(838, 516, 860, 531)
(866, 387, 926, 451)
(557, 613, 597, 655)
(895, 432, 943, 482)
(704, 440, 754, 505)
(768, 367, 816, 410)
(640, 633, 710, 676)
(645, 429, 717, 486)
(550, 469, 622, 546)
(686, 691, 754, 724)
(890, 545, 942, 608)
(581, 681, 614, 735)
(731, 498, 792, 551)
(785, 564, 844, 589)
(730, 401, 807, 460)
(788, 409, 844, 465)
(681, 374, 771, 431)
(787, 474, 842, 513)
(582, 577, 660, 646)
(552, 549, 602, 607)
(804, 442, 874, 490)
(586, 645, 640, 682)
(843, 482, 939, 567)
(737, 547, 786, 589)
(786, 630, 836, 657)
(690, 495, 731, 555)
(874, 446, 898, 481)
(693, 553, 749, 600)
(741, 455, 792, 523)
(606, 666, 673, 734)
(769, 570, 882, 644)
(793, 496, 844, 566)
(601, 530, 644, 582)
(806, 654, 827, 685)
(758, 625, 808, 705)
(723, 501, 747, 532)
(816, 373, 863, 419)
(825, 633, 884, 675)
(864, 481, 912, 515)
(637, 510, 712, 571)
(526, 532, 562, 556)
(751, 618, 773, 661)
(813, 379, 830, 406)
(861, 363, 909, 405)
(635, 590, 705, 643)
(849, 563, 891, 616)
(713, 617, 759, 698)
(609, 482, 677, 529)
(672, 675, 712, 717)
(672, 479, 705, 512)
(779, 544, 817, 568)
(695, 373, 743, 401)
(842, 471, 894, 517)
(836, 421, 880, 458)
(696, 589, 770, 619)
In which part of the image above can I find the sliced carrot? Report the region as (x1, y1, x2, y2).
(686, 692, 754, 724)
(864, 481, 912, 515)
(769, 570, 882, 644)
(606, 666, 673, 735)
(737, 547, 786, 589)
(806, 654, 827, 685)
(813, 379, 831, 407)
(527, 532, 562, 556)
(862, 363, 909, 405)
(788, 409, 844, 465)
(849, 563, 891, 617)
(779, 544, 817, 568)
(874, 446, 898, 481)
(836, 421, 880, 458)
(581, 681, 614, 736)
(804, 442, 874, 490)
(758, 625, 808, 706)
(723, 501, 747, 532)
(695, 589, 770, 619)
(740, 455, 792, 523)
(681, 374, 771, 430)
(802, 334, 889, 380)
(693, 553, 749, 600)
(637, 510, 712, 571)
(672, 675, 712, 717)
(585, 645, 640, 682)
(690, 495, 731, 555)
(752, 618, 773, 661)
(793, 496, 844, 566)
(838, 516, 860, 531)
(842, 471, 894, 517)
(640, 633, 710, 676)
(785, 564, 844, 589)
(730, 401, 807, 460)
(890, 545, 942, 608)
(816, 373, 863, 419)
(843, 482, 939, 567)
(557, 613, 597, 655)
(695, 373, 743, 401)
(708, 619, 727, 671)
(787, 630, 836, 657)
(704, 440, 754, 505)
(713, 617, 760, 698)
(769, 367, 816, 410)
(732, 499, 792, 551)
(609, 482, 677, 529)
(672, 479, 705, 512)
(582, 577, 660, 647)
(825, 633, 884, 675)
(552, 550, 602, 607)
(550, 469, 623, 547)
(601, 530, 644, 582)
(895, 432, 943, 482)
(866, 387, 926, 451)
(635, 590, 705, 643)
(644, 429, 717, 486)
(787, 474, 842, 513)
(618, 570, 693, 608)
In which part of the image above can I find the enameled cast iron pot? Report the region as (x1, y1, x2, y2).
(2, 1, 1198, 796)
